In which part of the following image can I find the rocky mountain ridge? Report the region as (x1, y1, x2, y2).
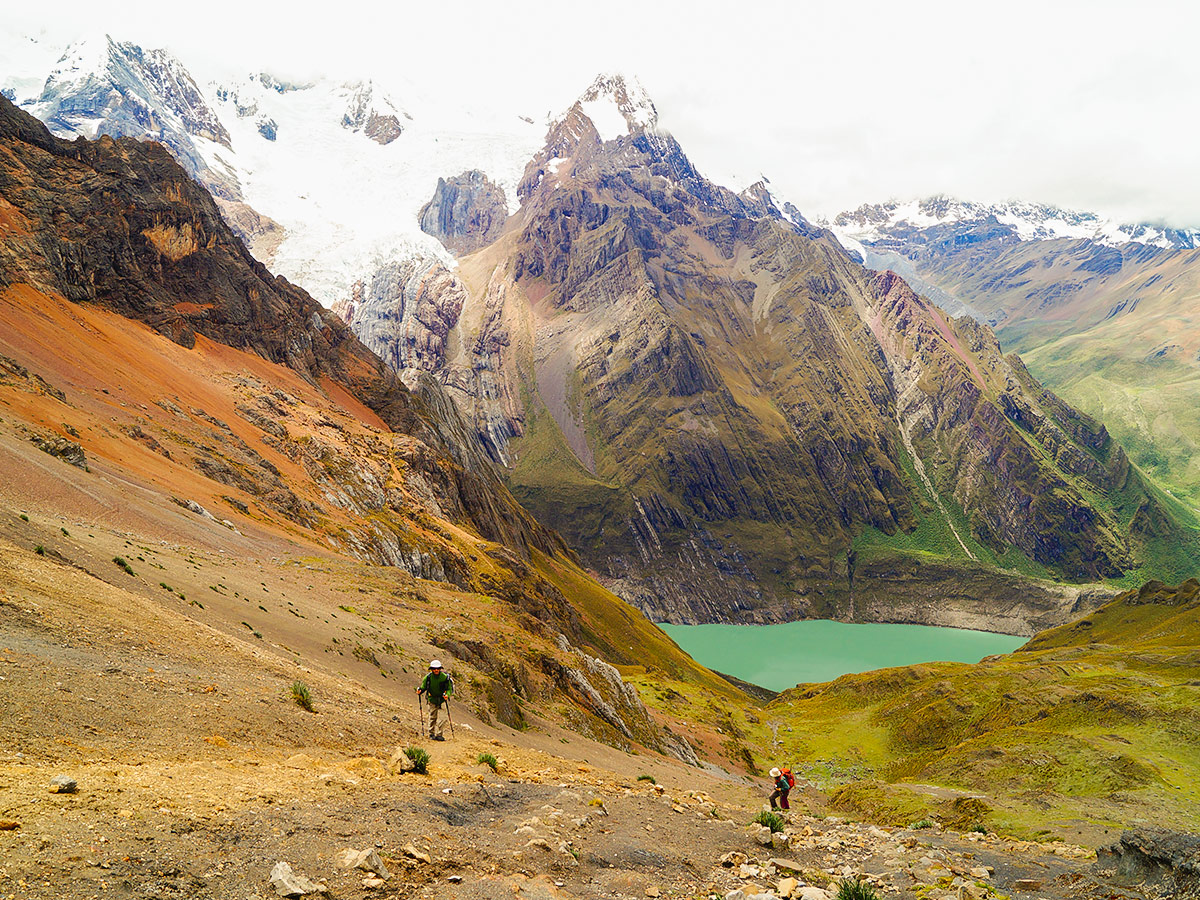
(340, 77, 1196, 627)
(823, 193, 1200, 513)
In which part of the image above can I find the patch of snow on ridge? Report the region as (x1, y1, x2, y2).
(575, 73, 658, 142)
(579, 94, 631, 142)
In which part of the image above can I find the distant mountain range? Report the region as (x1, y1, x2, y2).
(822, 196, 1200, 512)
(6, 34, 1198, 627)
(824, 196, 1200, 258)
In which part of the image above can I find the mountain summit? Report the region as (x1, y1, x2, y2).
(342, 77, 1199, 627)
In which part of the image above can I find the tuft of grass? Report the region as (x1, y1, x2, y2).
(752, 810, 786, 833)
(34, 545, 44, 555)
(112, 556, 135, 576)
(476, 752, 499, 772)
(19, 514, 29, 522)
(404, 746, 430, 774)
(60, 528, 69, 536)
(909, 819, 934, 830)
(290, 680, 314, 712)
(835, 878, 880, 900)
(636, 774, 656, 784)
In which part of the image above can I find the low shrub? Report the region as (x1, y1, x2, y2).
(636, 774, 656, 784)
(836, 878, 880, 900)
(290, 680, 314, 712)
(477, 752, 499, 771)
(405, 746, 430, 774)
(752, 810, 786, 833)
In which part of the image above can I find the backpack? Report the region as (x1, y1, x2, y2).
(782, 767, 796, 789)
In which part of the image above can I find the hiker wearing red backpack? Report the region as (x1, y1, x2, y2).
(768, 766, 795, 810)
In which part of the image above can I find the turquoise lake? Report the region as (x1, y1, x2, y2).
(657, 620, 1027, 691)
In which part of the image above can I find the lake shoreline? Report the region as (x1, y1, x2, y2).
(658, 618, 1028, 692)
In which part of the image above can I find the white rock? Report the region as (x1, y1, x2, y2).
(269, 861, 326, 897)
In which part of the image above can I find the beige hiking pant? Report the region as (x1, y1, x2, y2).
(427, 701, 446, 738)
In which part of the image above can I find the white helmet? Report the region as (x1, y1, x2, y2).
(769, 767, 782, 778)
(429, 660, 442, 669)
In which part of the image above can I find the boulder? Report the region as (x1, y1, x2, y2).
(269, 861, 326, 897)
(49, 775, 77, 794)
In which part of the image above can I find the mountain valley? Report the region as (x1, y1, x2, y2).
(827, 197, 1200, 512)
(1, 33, 1199, 900)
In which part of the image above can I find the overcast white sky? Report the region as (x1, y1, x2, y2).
(7, 0, 1199, 227)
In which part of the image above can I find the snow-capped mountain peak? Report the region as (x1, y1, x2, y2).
(824, 196, 1200, 252)
(574, 72, 657, 142)
(32, 34, 231, 149)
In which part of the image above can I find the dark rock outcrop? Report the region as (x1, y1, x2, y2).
(418, 170, 508, 255)
(1097, 829, 1200, 897)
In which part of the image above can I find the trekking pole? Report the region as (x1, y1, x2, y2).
(417, 692, 424, 739)
(444, 697, 456, 739)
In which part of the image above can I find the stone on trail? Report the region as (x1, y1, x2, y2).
(772, 831, 790, 849)
(724, 892, 745, 900)
(721, 851, 748, 868)
(1011, 879, 1042, 891)
(768, 859, 804, 874)
(337, 848, 389, 879)
(0, 820, 19, 830)
(49, 775, 77, 794)
(776, 876, 798, 898)
(402, 843, 432, 864)
(362, 877, 386, 889)
(269, 861, 326, 897)
(795, 888, 832, 900)
(753, 823, 774, 845)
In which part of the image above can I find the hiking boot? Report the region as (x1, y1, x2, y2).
(433, 735, 445, 741)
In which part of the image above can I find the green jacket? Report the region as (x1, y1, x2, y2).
(419, 670, 453, 706)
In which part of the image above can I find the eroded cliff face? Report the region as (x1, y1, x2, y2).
(419, 170, 508, 255)
(337, 78, 1194, 630)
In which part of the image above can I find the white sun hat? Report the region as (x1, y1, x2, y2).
(429, 660, 442, 668)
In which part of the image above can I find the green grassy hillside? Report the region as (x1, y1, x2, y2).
(730, 579, 1200, 838)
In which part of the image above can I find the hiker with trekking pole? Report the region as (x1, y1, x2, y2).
(768, 765, 795, 811)
(416, 659, 454, 741)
